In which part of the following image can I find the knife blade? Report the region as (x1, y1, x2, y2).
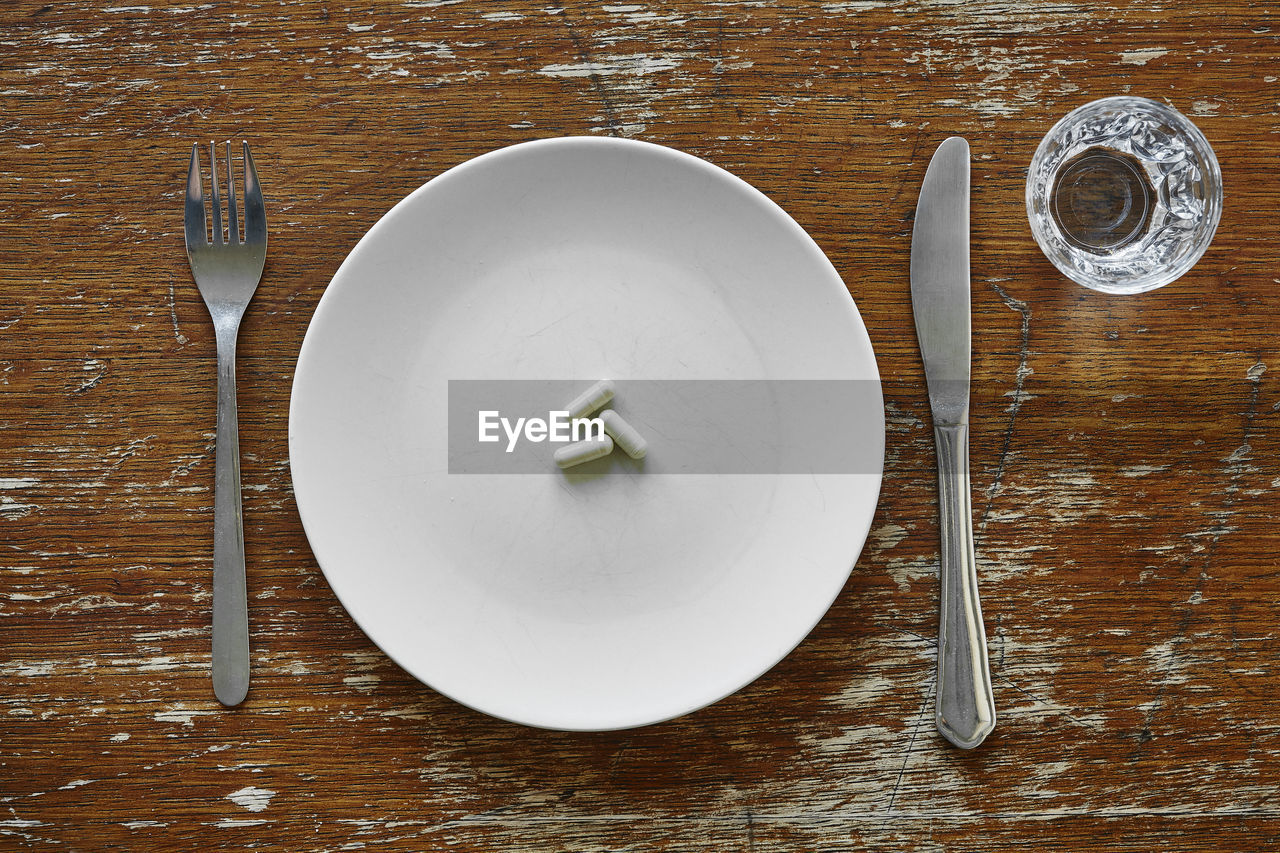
(910, 136, 996, 750)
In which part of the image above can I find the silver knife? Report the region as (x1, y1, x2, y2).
(909, 136, 996, 749)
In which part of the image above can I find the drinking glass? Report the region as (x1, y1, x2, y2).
(1026, 96, 1222, 295)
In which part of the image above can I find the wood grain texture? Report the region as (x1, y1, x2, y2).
(2, 0, 1278, 849)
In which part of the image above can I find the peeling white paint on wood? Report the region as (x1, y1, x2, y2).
(226, 786, 276, 813)
(537, 55, 683, 78)
(0, 478, 40, 490)
(1120, 47, 1170, 65)
(212, 818, 269, 828)
(153, 706, 217, 727)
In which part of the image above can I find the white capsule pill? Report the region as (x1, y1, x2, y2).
(554, 435, 614, 469)
(563, 379, 615, 420)
(600, 409, 647, 460)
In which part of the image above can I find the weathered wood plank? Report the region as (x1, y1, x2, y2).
(2, 0, 1279, 850)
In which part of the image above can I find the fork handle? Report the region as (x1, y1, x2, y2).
(212, 328, 249, 706)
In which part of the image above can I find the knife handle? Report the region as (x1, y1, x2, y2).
(932, 422, 995, 749)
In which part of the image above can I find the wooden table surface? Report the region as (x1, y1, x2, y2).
(3, 1, 1278, 850)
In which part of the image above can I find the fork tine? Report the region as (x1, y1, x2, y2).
(241, 141, 267, 246)
(184, 143, 208, 248)
(225, 141, 239, 245)
(209, 140, 223, 245)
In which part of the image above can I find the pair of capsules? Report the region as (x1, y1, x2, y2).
(553, 379, 648, 469)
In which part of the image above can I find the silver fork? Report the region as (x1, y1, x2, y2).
(183, 141, 267, 707)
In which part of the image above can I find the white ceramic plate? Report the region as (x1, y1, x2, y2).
(289, 138, 884, 730)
